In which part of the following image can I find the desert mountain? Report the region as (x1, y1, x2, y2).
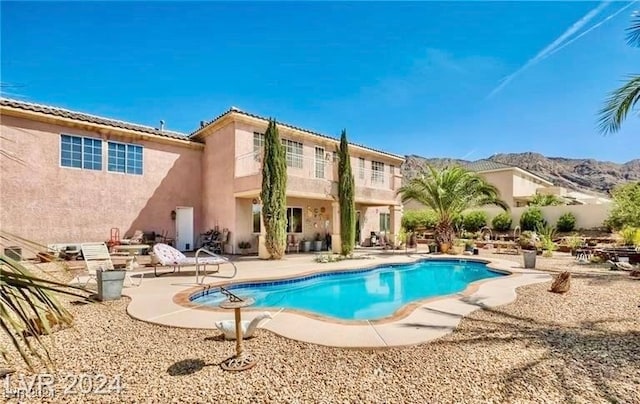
(402, 153, 640, 195)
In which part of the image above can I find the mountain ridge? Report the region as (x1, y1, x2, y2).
(402, 153, 640, 196)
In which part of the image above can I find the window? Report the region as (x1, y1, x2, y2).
(380, 212, 390, 232)
(108, 142, 143, 175)
(60, 134, 102, 170)
(282, 139, 303, 168)
(253, 132, 264, 161)
(315, 147, 325, 178)
(286, 207, 303, 233)
(252, 203, 262, 233)
(358, 157, 365, 179)
(371, 161, 385, 184)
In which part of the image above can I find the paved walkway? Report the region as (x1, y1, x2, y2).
(122, 252, 551, 347)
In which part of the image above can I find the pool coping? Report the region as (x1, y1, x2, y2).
(173, 257, 515, 326)
(124, 254, 551, 348)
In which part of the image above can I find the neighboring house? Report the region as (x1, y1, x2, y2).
(0, 98, 403, 254)
(465, 160, 554, 208)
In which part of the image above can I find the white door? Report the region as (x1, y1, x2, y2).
(175, 207, 194, 251)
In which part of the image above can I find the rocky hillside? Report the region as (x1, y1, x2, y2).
(403, 153, 640, 195)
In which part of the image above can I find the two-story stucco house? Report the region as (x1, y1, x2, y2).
(0, 98, 403, 255)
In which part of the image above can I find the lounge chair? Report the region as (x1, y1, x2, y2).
(78, 242, 142, 287)
(151, 243, 237, 284)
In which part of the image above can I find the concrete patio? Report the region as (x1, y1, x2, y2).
(122, 252, 551, 347)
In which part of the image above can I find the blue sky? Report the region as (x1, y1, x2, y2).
(1, 1, 638, 163)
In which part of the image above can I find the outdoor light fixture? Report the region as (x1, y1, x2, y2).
(170, 210, 176, 220)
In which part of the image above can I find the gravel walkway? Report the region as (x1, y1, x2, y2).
(2, 254, 639, 403)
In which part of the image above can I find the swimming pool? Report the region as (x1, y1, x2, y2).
(190, 259, 505, 321)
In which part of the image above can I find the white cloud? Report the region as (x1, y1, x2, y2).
(486, 1, 611, 99)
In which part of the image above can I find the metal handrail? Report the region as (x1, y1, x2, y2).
(195, 248, 237, 284)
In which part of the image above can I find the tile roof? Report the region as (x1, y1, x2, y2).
(464, 160, 512, 172)
(0, 98, 189, 140)
(192, 107, 405, 161)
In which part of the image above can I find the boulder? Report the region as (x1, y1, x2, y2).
(550, 271, 571, 294)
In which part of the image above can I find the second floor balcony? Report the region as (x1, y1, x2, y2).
(234, 151, 399, 201)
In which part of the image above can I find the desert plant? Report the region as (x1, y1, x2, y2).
(520, 207, 546, 231)
(599, 11, 640, 134)
(491, 212, 513, 231)
(463, 211, 488, 233)
(397, 165, 508, 247)
(1, 250, 90, 370)
(260, 118, 288, 259)
(337, 130, 356, 256)
(619, 226, 640, 246)
(529, 194, 564, 206)
(518, 231, 541, 251)
(537, 224, 557, 257)
(556, 212, 577, 232)
(605, 182, 640, 230)
(564, 236, 585, 251)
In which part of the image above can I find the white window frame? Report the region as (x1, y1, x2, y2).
(286, 206, 303, 234)
(358, 157, 365, 180)
(282, 139, 303, 169)
(59, 134, 103, 171)
(252, 203, 262, 234)
(380, 212, 391, 232)
(107, 141, 143, 175)
(314, 147, 325, 179)
(253, 132, 264, 161)
(371, 161, 385, 184)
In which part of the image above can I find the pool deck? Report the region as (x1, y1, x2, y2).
(121, 253, 551, 348)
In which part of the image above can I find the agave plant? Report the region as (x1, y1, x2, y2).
(1, 232, 90, 370)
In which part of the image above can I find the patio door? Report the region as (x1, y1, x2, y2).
(175, 207, 194, 251)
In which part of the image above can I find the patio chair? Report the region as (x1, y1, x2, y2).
(286, 234, 300, 253)
(151, 243, 237, 284)
(77, 242, 142, 287)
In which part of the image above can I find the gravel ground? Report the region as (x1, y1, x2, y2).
(2, 254, 639, 403)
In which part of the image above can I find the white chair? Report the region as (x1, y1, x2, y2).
(152, 243, 237, 284)
(78, 242, 142, 287)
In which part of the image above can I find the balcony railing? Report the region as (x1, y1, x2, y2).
(234, 151, 395, 190)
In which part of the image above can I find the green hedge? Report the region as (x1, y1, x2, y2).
(401, 210, 438, 231)
(463, 211, 488, 232)
(492, 212, 513, 231)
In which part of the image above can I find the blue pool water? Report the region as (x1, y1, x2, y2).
(191, 259, 505, 321)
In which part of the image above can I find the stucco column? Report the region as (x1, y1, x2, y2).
(388, 204, 403, 247)
(331, 201, 341, 253)
(258, 209, 270, 260)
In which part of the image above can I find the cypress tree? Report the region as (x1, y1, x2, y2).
(337, 129, 356, 255)
(260, 118, 287, 259)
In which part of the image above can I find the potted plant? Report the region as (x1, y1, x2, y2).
(313, 233, 323, 252)
(301, 237, 312, 252)
(452, 239, 465, 255)
(564, 236, 584, 256)
(464, 240, 475, 253)
(519, 231, 540, 269)
(428, 243, 437, 254)
(238, 241, 251, 255)
(96, 265, 126, 301)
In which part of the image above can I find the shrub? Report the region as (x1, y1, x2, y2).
(619, 226, 640, 246)
(556, 212, 576, 232)
(491, 212, 513, 231)
(520, 207, 546, 231)
(401, 209, 438, 231)
(605, 182, 640, 230)
(463, 211, 488, 232)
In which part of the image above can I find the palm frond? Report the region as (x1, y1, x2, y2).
(598, 75, 640, 134)
(1, 254, 92, 370)
(627, 10, 640, 47)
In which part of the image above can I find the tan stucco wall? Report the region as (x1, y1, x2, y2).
(474, 204, 611, 231)
(0, 115, 202, 247)
(512, 171, 547, 199)
(477, 170, 515, 207)
(201, 121, 236, 240)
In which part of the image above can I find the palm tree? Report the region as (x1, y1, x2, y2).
(599, 11, 640, 134)
(1, 231, 90, 370)
(397, 166, 509, 248)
